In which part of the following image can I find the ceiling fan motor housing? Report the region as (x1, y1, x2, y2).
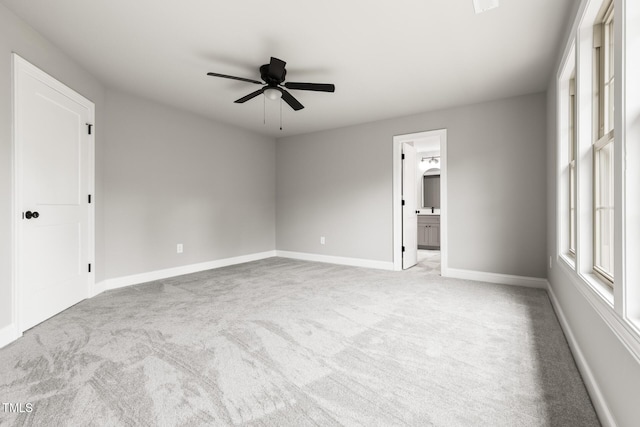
(260, 63, 286, 86)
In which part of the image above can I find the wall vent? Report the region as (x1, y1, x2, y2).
(473, 0, 499, 14)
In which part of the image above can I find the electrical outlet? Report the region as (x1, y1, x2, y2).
(177, 243, 183, 254)
(320, 236, 326, 245)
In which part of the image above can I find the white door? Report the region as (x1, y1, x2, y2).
(14, 55, 94, 331)
(402, 142, 417, 269)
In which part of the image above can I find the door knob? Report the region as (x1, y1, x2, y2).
(25, 211, 39, 219)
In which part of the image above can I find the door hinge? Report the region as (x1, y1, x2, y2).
(88, 194, 92, 204)
(402, 246, 405, 252)
(402, 199, 405, 206)
(88, 263, 92, 273)
(86, 123, 93, 135)
(402, 154, 405, 160)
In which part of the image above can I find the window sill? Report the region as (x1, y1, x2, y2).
(627, 318, 640, 340)
(579, 272, 614, 308)
(558, 254, 613, 308)
(559, 253, 576, 271)
(556, 255, 640, 364)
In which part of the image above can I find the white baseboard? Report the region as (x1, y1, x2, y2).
(89, 281, 107, 298)
(445, 267, 548, 289)
(0, 323, 21, 349)
(276, 250, 394, 271)
(546, 284, 617, 427)
(102, 250, 277, 292)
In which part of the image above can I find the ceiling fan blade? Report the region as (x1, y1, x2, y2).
(284, 82, 335, 92)
(268, 57, 286, 80)
(207, 72, 262, 85)
(234, 88, 265, 103)
(281, 89, 304, 111)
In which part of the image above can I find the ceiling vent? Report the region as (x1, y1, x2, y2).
(473, 0, 499, 14)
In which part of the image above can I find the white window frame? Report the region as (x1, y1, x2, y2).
(554, 0, 640, 366)
(569, 76, 577, 257)
(592, 0, 615, 286)
(593, 135, 614, 284)
(622, 0, 640, 335)
(557, 43, 576, 269)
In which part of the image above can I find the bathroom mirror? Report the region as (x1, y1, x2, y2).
(422, 171, 440, 209)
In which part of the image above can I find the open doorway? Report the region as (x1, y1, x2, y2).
(393, 129, 447, 274)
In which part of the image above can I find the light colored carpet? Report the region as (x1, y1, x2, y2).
(0, 257, 599, 426)
(417, 250, 441, 275)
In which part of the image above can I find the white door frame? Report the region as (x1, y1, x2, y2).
(11, 53, 95, 335)
(393, 129, 448, 273)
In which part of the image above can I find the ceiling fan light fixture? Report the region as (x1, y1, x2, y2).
(264, 88, 282, 101)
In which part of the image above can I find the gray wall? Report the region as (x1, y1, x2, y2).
(276, 125, 392, 262)
(277, 92, 547, 278)
(546, 1, 640, 424)
(103, 89, 276, 279)
(0, 4, 105, 328)
(0, 4, 276, 332)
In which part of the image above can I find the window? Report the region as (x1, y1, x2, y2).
(555, 0, 640, 363)
(558, 43, 576, 263)
(593, 0, 614, 284)
(569, 76, 577, 256)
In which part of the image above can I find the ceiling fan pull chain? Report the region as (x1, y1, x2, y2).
(280, 98, 283, 131)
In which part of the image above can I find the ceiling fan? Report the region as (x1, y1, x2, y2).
(207, 57, 335, 111)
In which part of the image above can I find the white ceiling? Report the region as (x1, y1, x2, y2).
(1, 0, 575, 137)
